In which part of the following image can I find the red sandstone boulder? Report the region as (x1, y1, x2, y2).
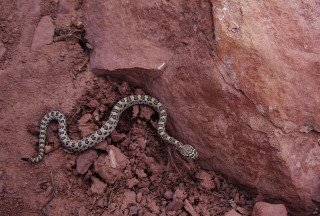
(83, 0, 320, 214)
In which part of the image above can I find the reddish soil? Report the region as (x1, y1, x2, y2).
(0, 1, 254, 215)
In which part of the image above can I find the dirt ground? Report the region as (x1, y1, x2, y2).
(0, 1, 255, 215)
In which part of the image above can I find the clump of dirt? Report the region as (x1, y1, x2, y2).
(23, 77, 254, 215)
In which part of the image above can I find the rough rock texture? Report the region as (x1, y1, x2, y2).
(195, 170, 216, 190)
(84, 0, 320, 214)
(31, 16, 55, 50)
(93, 145, 129, 184)
(76, 150, 98, 175)
(184, 199, 199, 216)
(0, 0, 256, 215)
(252, 202, 287, 216)
(90, 176, 107, 194)
(224, 209, 242, 216)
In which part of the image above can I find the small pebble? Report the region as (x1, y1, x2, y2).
(110, 130, 126, 142)
(129, 206, 139, 216)
(136, 192, 143, 203)
(44, 145, 53, 153)
(127, 178, 139, 188)
(135, 168, 147, 179)
(163, 190, 173, 200)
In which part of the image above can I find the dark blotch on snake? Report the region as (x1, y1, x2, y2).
(113, 108, 120, 113)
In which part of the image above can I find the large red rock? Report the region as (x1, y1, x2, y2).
(83, 0, 320, 214)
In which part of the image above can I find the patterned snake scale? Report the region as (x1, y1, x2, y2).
(22, 95, 198, 163)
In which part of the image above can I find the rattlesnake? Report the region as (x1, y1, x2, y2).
(22, 95, 198, 163)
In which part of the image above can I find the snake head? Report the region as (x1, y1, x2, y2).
(179, 144, 198, 159)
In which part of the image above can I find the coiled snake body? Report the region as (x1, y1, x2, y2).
(22, 95, 198, 163)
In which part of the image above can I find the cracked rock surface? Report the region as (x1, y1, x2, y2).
(84, 0, 320, 214)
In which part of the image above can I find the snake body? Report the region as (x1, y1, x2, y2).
(22, 95, 198, 163)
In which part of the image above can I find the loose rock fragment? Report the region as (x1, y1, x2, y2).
(163, 190, 173, 200)
(31, 16, 55, 50)
(135, 168, 147, 179)
(88, 99, 99, 108)
(78, 113, 95, 137)
(139, 106, 155, 121)
(173, 188, 187, 200)
(118, 82, 131, 95)
(224, 209, 242, 216)
(44, 145, 53, 153)
(252, 202, 287, 216)
(195, 171, 215, 190)
(147, 199, 160, 214)
(166, 199, 184, 212)
(136, 192, 143, 203)
(184, 199, 199, 216)
(127, 178, 139, 188)
(90, 176, 107, 194)
(132, 105, 139, 118)
(93, 140, 108, 151)
(122, 190, 137, 207)
(111, 130, 126, 142)
(78, 113, 92, 125)
(94, 146, 128, 184)
(129, 205, 139, 216)
(76, 150, 98, 175)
